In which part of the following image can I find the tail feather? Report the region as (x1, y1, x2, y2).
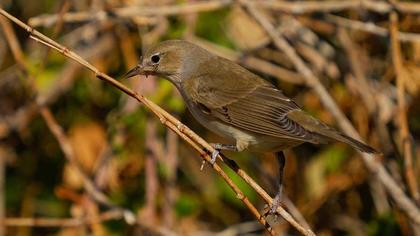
(287, 110, 380, 154)
(332, 133, 379, 154)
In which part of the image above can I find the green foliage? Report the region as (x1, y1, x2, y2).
(26, 57, 63, 92)
(323, 146, 349, 174)
(120, 109, 147, 140)
(165, 17, 188, 40)
(368, 213, 402, 236)
(151, 79, 185, 112)
(175, 193, 200, 217)
(195, 9, 235, 48)
(35, 194, 69, 217)
(215, 166, 257, 208)
(306, 145, 348, 197)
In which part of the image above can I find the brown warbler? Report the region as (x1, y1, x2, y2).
(124, 40, 379, 214)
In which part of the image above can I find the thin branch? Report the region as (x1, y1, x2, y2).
(0, 16, 25, 67)
(256, 1, 369, 14)
(0, 147, 6, 236)
(337, 28, 376, 114)
(39, 107, 137, 225)
(241, 0, 420, 225)
(284, 197, 312, 230)
(214, 221, 263, 235)
(3, 209, 130, 227)
(256, 0, 420, 15)
(143, 119, 159, 225)
(395, 2, 420, 14)
(3, 208, 176, 235)
(163, 130, 179, 228)
(28, 0, 232, 27)
(0, 8, 288, 236)
(326, 14, 420, 42)
(389, 12, 419, 204)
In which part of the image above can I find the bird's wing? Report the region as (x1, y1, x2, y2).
(187, 63, 320, 142)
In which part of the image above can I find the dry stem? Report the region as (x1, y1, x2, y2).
(389, 12, 420, 204)
(28, 0, 231, 27)
(256, 0, 420, 15)
(326, 14, 420, 42)
(3, 209, 132, 227)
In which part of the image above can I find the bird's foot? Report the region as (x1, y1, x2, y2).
(263, 186, 283, 219)
(200, 143, 237, 171)
(200, 149, 219, 171)
(263, 199, 282, 220)
(211, 149, 220, 164)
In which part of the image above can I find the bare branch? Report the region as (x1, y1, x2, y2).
(3, 209, 130, 227)
(28, 0, 232, 27)
(256, 0, 420, 15)
(326, 14, 420, 42)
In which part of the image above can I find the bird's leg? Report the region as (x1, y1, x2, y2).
(265, 151, 286, 216)
(200, 143, 237, 171)
(209, 143, 237, 164)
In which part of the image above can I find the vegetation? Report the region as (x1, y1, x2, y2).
(0, 0, 419, 235)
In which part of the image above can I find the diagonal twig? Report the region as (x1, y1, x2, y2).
(255, 0, 420, 15)
(325, 14, 420, 42)
(39, 107, 137, 224)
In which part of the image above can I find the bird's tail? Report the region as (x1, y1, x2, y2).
(328, 132, 379, 154)
(287, 110, 380, 154)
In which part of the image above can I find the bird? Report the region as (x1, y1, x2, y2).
(124, 39, 379, 214)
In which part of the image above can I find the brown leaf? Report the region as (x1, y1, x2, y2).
(226, 6, 268, 50)
(63, 122, 108, 189)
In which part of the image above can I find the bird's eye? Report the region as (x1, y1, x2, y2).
(151, 54, 160, 64)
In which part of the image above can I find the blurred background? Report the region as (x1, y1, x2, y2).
(0, 0, 420, 235)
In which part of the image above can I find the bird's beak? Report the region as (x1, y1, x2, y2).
(123, 64, 143, 79)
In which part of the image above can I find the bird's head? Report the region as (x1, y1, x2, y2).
(124, 40, 210, 85)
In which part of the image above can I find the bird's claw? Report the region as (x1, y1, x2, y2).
(262, 204, 281, 220)
(263, 190, 283, 220)
(211, 149, 220, 164)
(200, 148, 220, 171)
(200, 160, 206, 171)
(268, 200, 280, 216)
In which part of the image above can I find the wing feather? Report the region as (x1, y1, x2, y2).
(185, 57, 319, 143)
